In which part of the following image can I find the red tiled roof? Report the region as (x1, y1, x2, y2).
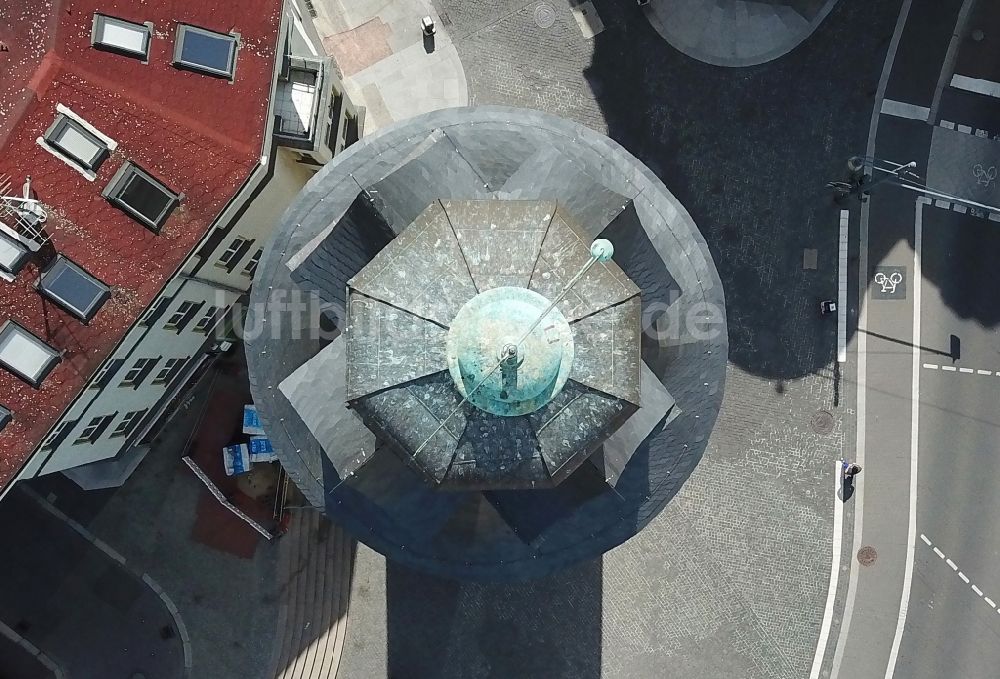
(0, 0, 283, 487)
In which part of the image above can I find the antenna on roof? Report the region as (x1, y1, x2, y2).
(0, 173, 49, 252)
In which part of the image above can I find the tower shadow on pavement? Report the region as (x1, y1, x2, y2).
(386, 557, 602, 679)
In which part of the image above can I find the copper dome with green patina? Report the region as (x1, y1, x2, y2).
(344, 199, 643, 490)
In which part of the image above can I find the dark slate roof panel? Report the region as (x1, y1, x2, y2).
(599, 200, 683, 316)
(365, 129, 491, 233)
(440, 123, 542, 191)
(590, 362, 676, 487)
(290, 191, 395, 317)
(345, 292, 449, 400)
(343, 443, 474, 543)
(570, 295, 642, 405)
(483, 462, 617, 544)
(436, 493, 528, 551)
(347, 200, 478, 326)
(496, 143, 632, 234)
(442, 199, 555, 293)
(529, 209, 640, 321)
(278, 335, 378, 480)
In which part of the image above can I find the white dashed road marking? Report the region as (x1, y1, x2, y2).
(922, 363, 1000, 377)
(921, 534, 1000, 616)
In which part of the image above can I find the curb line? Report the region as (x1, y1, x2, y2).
(0, 619, 66, 679)
(19, 485, 195, 675)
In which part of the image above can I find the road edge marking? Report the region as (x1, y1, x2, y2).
(809, 461, 846, 679)
(884, 199, 922, 679)
(830, 2, 913, 676)
(838, 210, 849, 363)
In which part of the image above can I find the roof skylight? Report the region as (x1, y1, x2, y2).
(173, 24, 238, 78)
(43, 115, 110, 172)
(0, 321, 60, 387)
(38, 256, 110, 322)
(92, 14, 152, 60)
(102, 162, 179, 232)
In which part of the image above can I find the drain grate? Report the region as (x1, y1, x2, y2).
(811, 409, 834, 435)
(857, 545, 877, 566)
(534, 2, 557, 28)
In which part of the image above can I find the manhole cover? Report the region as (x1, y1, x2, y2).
(857, 546, 877, 566)
(534, 2, 557, 28)
(811, 410, 834, 435)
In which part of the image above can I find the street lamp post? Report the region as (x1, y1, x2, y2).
(833, 155, 1000, 214)
(828, 156, 918, 203)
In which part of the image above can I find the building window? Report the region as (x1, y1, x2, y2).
(119, 357, 159, 387)
(0, 405, 11, 433)
(43, 114, 110, 172)
(91, 14, 152, 60)
(38, 256, 110, 322)
(163, 301, 203, 332)
(242, 249, 262, 277)
(139, 297, 169, 326)
(173, 24, 239, 79)
(0, 321, 60, 388)
(0, 231, 30, 277)
(40, 419, 76, 451)
(90, 358, 125, 389)
(109, 409, 147, 438)
(216, 237, 253, 271)
(74, 414, 116, 444)
(102, 162, 179, 233)
(152, 357, 187, 385)
(193, 306, 225, 334)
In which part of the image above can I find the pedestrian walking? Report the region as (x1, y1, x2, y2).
(842, 461, 862, 480)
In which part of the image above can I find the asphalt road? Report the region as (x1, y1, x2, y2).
(833, 0, 1000, 676)
(893, 206, 1000, 679)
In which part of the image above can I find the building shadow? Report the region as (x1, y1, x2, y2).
(579, 0, 905, 380)
(385, 556, 602, 679)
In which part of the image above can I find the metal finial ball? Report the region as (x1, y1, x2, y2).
(590, 239, 614, 262)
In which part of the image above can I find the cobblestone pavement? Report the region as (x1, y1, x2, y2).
(334, 0, 903, 677)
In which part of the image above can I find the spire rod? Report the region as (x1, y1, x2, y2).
(413, 239, 615, 457)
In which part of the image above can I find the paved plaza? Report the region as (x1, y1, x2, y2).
(6, 1, 999, 678)
(317, 0, 902, 676)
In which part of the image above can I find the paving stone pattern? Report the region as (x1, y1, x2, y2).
(332, 0, 900, 676)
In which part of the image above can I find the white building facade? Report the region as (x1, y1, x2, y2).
(15, 0, 363, 491)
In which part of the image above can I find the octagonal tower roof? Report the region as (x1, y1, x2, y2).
(344, 200, 641, 490)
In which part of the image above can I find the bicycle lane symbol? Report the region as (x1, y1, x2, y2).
(872, 266, 906, 299)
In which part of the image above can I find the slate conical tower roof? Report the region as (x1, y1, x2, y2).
(245, 107, 728, 581)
